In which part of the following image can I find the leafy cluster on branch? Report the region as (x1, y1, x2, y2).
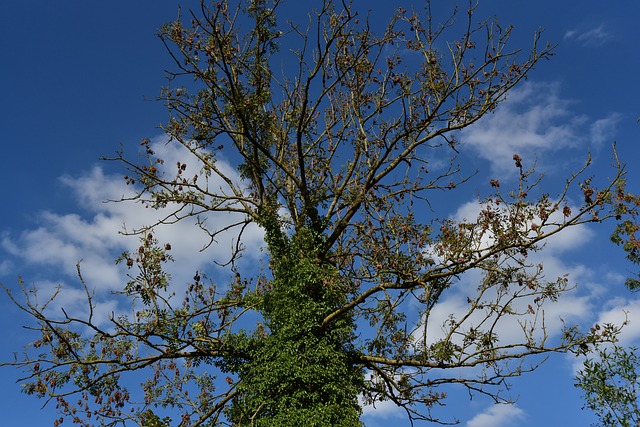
(3, 1, 640, 426)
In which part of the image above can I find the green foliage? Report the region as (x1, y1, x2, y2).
(227, 228, 363, 426)
(576, 334, 640, 427)
(140, 410, 171, 427)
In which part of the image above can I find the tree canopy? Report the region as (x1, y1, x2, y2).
(3, 1, 640, 426)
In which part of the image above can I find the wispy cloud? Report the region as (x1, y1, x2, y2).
(0, 259, 12, 276)
(590, 114, 621, 145)
(460, 81, 619, 176)
(564, 25, 612, 47)
(466, 404, 525, 427)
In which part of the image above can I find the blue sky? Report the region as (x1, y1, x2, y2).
(1, 1, 639, 426)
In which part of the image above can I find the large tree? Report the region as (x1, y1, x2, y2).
(4, 1, 639, 426)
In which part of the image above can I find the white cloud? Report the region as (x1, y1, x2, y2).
(568, 295, 640, 374)
(590, 114, 620, 145)
(416, 198, 601, 354)
(1, 136, 266, 322)
(360, 398, 405, 420)
(596, 297, 640, 345)
(460, 82, 617, 176)
(564, 25, 612, 47)
(359, 371, 407, 421)
(466, 404, 525, 427)
(450, 199, 595, 255)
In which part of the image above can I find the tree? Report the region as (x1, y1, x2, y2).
(3, 0, 639, 426)
(576, 325, 640, 427)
